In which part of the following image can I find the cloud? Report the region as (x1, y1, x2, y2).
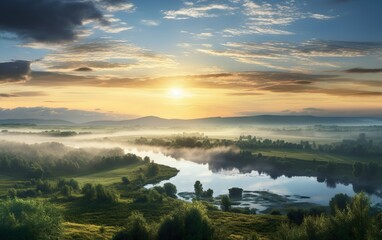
(222, 0, 333, 36)
(0, 60, 31, 83)
(0, 0, 106, 43)
(141, 19, 160, 26)
(197, 40, 382, 70)
(0, 107, 135, 123)
(18, 68, 382, 98)
(98, 0, 135, 12)
(74, 67, 93, 72)
(344, 68, 382, 73)
(0, 91, 46, 98)
(163, 4, 236, 19)
(38, 40, 177, 72)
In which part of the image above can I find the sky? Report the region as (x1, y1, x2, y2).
(0, 0, 381, 121)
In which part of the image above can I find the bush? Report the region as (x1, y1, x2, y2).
(122, 176, 130, 185)
(163, 182, 177, 198)
(82, 183, 119, 203)
(287, 209, 306, 225)
(0, 199, 62, 240)
(220, 195, 231, 212)
(113, 212, 152, 240)
(157, 202, 214, 240)
(329, 193, 351, 215)
(272, 193, 382, 240)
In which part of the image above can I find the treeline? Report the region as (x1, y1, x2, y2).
(0, 141, 142, 178)
(8, 178, 81, 199)
(134, 133, 382, 157)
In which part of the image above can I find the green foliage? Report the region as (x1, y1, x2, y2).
(147, 162, 159, 177)
(61, 184, 73, 197)
(82, 183, 119, 203)
(287, 208, 306, 225)
(121, 176, 130, 184)
(112, 212, 152, 240)
(272, 193, 382, 240)
(220, 195, 231, 212)
(157, 202, 214, 240)
(203, 188, 213, 199)
(194, 180, 203, 200)
(0, 199, 62, 240)
(163, 182, 177, 198)
(329, 193, 351, 214)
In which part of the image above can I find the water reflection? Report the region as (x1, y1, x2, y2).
(128, 148, 381, 208)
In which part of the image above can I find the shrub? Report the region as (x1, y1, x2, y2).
(0, 199, 62, 240)
(113, 212, 152, 240)
(220, 195, 231, 212)
(163, 182, 177, 198)
(157, 202, 214, 240)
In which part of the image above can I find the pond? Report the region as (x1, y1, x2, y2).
(129, 148, 382, 212)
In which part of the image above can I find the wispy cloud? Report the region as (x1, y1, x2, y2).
(38, 40, 177, 73)
(141, 19, 160, 26)
(223, 0, 334, 36)
(344, 68, 382, 73)
(97, 0, 135, 12)
(197, 40, 382, 70)
(0, 91, 45, 98)
(24, 70, 382, 98)
(163, 3, 236, 19)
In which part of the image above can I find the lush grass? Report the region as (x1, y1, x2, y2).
(208, 210, 285, 240)
(72, 162, 178, 186)
(63, 222, 118, 240)
(61, 198, 182, 226)
(252, 148, 380, 163)
(0, 174, 25, 195)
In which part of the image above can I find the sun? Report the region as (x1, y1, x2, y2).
(168, 87, 184, 98)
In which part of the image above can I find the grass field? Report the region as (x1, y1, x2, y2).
(251, 148, 380, 163)
(72, 162, 178, 186)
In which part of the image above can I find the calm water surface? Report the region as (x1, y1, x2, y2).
(128, 148, 382, 210)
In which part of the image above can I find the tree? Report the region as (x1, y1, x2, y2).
(147, 161, 159, 177)
(287, 209, 306, 225)
(194, 180, 203, 200)
(353, 162, 364, 178)
(329, 193, 351, 215)
(163, 182, 177, 198)
(204, 188, 213, 198)
(113, 212, 152, 240)
(61, 184, 73, 197)
(157, 202, 214, 240)
(220, 195, 231, 212)
(0, 199, 62, 240)
(122, 176, 130, 185)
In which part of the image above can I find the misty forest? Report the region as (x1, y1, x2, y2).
(1, 0, 382, 239)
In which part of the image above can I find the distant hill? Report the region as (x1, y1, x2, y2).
(0, 119, 74, 126)
(1, 115, 381, 127)
(84, 115, 382, 127)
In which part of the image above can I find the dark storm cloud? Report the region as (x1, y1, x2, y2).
(0, 0, 105, 43)
(344, 68, 382, 73)
(0, 60, 31, 83)
(74, 67, 93, 72)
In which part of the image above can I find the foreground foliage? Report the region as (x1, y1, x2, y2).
(272, 193, 382, 240)
(0, 199, 62, 240)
